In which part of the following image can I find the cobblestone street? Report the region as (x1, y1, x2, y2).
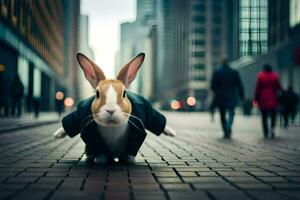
(0, 112, 300, 200)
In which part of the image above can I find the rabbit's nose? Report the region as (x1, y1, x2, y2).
(106, 109, 116, 115)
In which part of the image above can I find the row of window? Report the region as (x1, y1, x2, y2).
(0, 0, 65, 73)
(240, 32, 268, 40)
(240, 0, 268, 7)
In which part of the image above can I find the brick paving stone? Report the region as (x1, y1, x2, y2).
(178, 172, 198, 177)
(168, 191, 210, 200)
(250, 191, 292, 200)
(131, 183, 161, 191)
(153, 172, 178, 177)
(156, 177, 183, 183)
(10, 190, 51, 200)
(0, 114, 300, 200)
(193, 182, 237, 190)
(197, 171, 219, 177)
(183, 177, 227, 184)
(208, 190, 253, 200)
(50, 190, 101, 200)
(235, 182, 273, 190)
(224, 176, 262, 183)
(0, 190, 16, 199)
(161, 183, 192, 191)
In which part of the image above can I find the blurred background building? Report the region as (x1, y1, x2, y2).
(232, 0, 300, 102)
(0, 0, 299, 114)
(117, 0, 231, 110)
(78, 14, 95, 100)
(116, 0, 300, 112)
(0, 0, 81, 115)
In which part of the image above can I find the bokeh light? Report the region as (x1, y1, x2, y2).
(187, 97, 196, 106)
(64, 97, 74, 107)
(55, 91, 64, 100)
(171, 100, 180, 110)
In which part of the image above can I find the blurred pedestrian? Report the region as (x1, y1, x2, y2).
(243, 99, 253, 117)
(0, 84, 10, 117)
(278, 86, 299, 128)
(254, 64, 282, 138)
(10, 74, 24, 117)
(209, 96, 217, 122)
(55, 98, 64, 118)
(211, 59, 244, 139)
(32, 97, 40, 118)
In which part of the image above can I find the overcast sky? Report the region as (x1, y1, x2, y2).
(81, 0, 136, 77)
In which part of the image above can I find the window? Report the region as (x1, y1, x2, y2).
(194, 4, 205, 12)
(193, 75, 206, 81)
(193, 40, 205, 45)
(194, 64, 205, 69)
(193, 27, 205, 34)
(192, 51, 205, 57)
(193, 16, 206, 22)
(239, 0, 268, 56)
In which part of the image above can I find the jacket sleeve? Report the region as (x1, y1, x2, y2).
(143, 99, 166, 136)
(62, 110, 81, 138)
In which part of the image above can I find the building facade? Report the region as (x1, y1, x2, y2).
(233, 0, 300, 104)
(0, 0, 80, 114)
(154, 0, 229, 109)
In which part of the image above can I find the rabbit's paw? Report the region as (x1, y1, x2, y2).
(53, 127, 67, 138)
(163, 125, 176, 137)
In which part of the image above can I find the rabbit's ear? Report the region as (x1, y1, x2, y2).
(77, 53, 106, 88)
(117, 53, 145, 87)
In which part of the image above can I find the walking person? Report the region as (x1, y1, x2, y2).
(32, 97, 40, 118)
(10, 74, 24, 117)
(254, 64, 282, 138)
(278, 86, 299, 128)
(211, 59, 244, 139)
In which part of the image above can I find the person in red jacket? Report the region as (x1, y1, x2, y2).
(254, 64, 282, 138)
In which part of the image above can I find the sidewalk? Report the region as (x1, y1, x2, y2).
(0, 113, 300, 200)
(0, 112, 60, 133)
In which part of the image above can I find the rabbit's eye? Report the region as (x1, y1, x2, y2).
(123, 90, 126, 98)
(96, 90, 100, 98)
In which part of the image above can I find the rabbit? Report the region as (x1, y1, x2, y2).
(54, 52, 176, 164)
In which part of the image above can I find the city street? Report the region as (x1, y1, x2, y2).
(0, 112, 300, 200)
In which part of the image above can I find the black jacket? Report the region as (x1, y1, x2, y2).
(62, 92, 166, 156)
(211, 65, 244, 109)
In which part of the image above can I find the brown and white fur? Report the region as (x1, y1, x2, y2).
(54, 53, 176, 164)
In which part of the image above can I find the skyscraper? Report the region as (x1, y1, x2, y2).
(78, 15, 95, 100)
(155, 0, 229, 109)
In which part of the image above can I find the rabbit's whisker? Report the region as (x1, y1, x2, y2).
(122, 112, 145, 131)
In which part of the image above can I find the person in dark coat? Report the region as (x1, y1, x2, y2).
(243, 99, 253, 117)
(278, 86, 299, 128)
(255, 64, 282, 138)
(55, 99, 64, 118)
(210, 59, 244, 139)
(32, 97, 40, 118)
(10, 74, 24, 117)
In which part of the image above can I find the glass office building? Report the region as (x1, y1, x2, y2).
(239, 0, 268, 56)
